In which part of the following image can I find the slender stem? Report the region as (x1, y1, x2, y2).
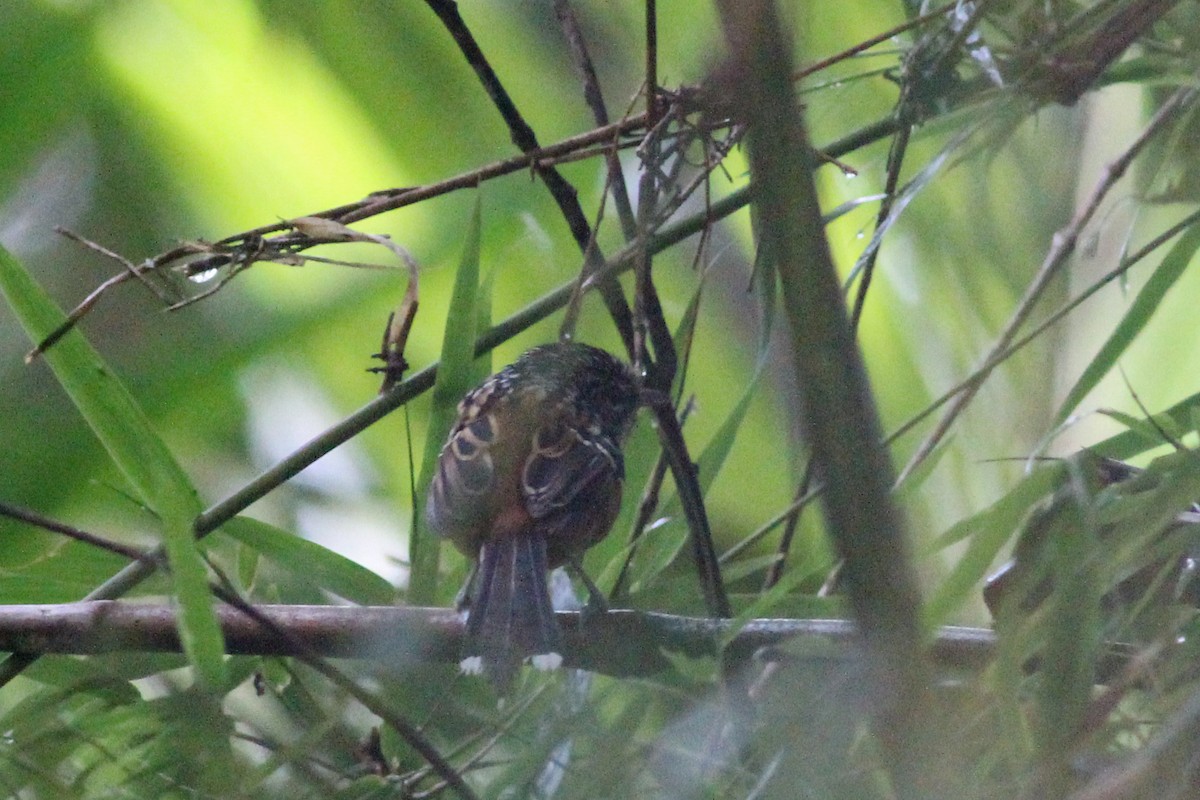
(423, 0, 635, 355)
(899, 80, 1200, 483)
(715, 3, 930, 793)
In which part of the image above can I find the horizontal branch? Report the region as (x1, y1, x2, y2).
(0, 602, 1133, 683)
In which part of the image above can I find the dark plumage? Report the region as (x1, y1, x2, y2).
(426, 342, 640, 688)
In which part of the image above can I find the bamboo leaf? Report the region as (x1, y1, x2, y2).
(1092, 388, 1200, 461)
(1055, 222, 1200, 425)
(0, 244, 226, 689)
(1033, 463, 1103, 792)
(922, 460, 1064, 632)
(221, 516, 394, 605)
(408, 195, 483, 603)
(618, 368, 764, 593)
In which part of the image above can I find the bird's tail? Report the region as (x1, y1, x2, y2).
(462, 533, 562, 690)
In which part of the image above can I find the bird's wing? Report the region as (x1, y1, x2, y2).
(521, 415, 623, 520)
(426, 380, 504, 537)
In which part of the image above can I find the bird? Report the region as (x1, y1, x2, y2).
(426, 342, 640, 688)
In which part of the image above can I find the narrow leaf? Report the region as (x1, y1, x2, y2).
(922, 460, 1064, 632)
(409, 195, 483, 603)
(1092, 388, 1200, 461)
(1034, 464, 1102, 790)
(0, 244, 226, 688)
(618, 367, 764, 592)
(221, 516, 394, 605)
(1055, 222, 1200, 425)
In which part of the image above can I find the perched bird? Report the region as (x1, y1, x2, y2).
(426, 342, 640, 688)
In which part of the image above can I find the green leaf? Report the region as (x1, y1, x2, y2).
(220, 516, 394, 605)
(721, 555, 829, 648)
(670, 277, 705, 399)
(0, 244, 226, 689)
(20, 658, 141, 702)
(1095, 407, 1182, 449)
(616, 368, 764, 593)
(1055, 222, 1200, 425)
(922, 460, 1065, 632)
(409, 194, 483, 603)
(1032, 463, 1103, 788)
(1091, 388, 1200, 461)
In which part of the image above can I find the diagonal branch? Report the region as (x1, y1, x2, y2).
(423, 0, 635, 355)
(715, 1, 931, 793)
(899, 78, 1200, 484)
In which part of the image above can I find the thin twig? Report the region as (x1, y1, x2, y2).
(611, 397, 696, 602)
(408, 686, 548, 797)
(646, 0, 660, 127)
(28, 117, 648, 360)
(762, 460, 816, 590)
(849, 0, 991, 332)
(630, 127, 728, 613)
(849, 116, 910, 331)
(643, 391, 732, 617)
(0, 501, 153, 563)
(553, 0, 639, 241)
(558, 178, 611, 341)
(423, 0, 635, 356)
(791, 0, 959, 81)
(898, 79, 1200, 484)
(720, 480, 823, 565)
(885, 205, 1200, 450)
(54, 227, 174, 303)
(207, 574, 477, 800)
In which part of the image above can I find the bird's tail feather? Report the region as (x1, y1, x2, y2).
(464, 533, 562, 689)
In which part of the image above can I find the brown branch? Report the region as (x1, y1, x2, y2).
(0, 601, 1142, 684)
(28, 117, 648, 360)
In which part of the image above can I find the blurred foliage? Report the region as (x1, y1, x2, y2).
(1, 0, 1200, 797)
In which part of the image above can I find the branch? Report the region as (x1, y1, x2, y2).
(899, 77, 1200, 483)
(27, 116, 647, 360)
(423, 0, 635, 355)
(715, 0, 929, 790)
(0, 602, 1142, 684)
